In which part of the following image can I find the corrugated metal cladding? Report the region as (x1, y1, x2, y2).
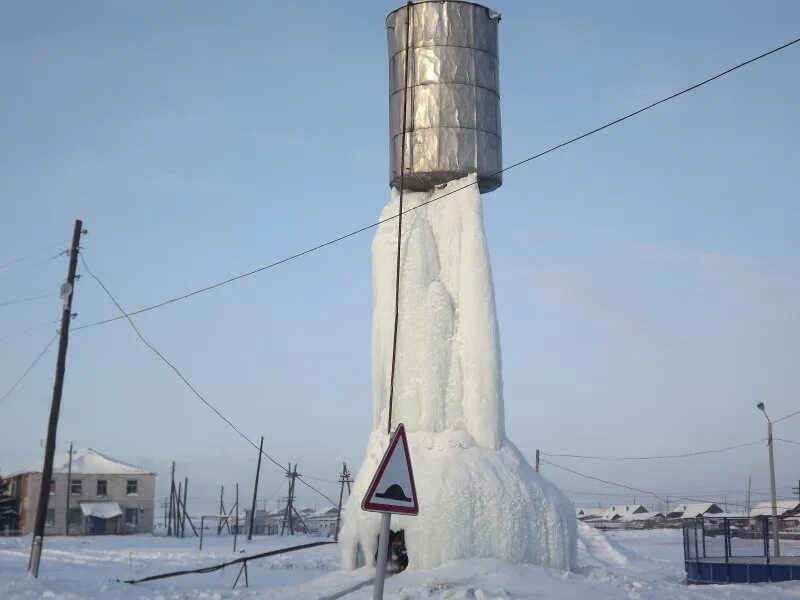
(387, 1, 502, 193)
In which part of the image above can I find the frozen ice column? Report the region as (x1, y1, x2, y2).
(387, 1, 502, 193)
(371, 175, 504, 450)
(341, 176, 577, 570)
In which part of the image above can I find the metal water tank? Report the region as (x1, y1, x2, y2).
(387, 1, 502, 193)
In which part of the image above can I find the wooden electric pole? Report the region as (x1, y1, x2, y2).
(28, 219, 84, 577)
(281, 464, 299, 536)
(334, 462, 353, 541)
(247, 436, 264, 541)
(64, 442, 73, 536)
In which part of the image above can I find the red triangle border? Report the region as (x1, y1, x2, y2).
(361, 423, 419, 515)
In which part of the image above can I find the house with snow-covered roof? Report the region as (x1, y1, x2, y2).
(576, 507, 604, 521)
(602, 505, 650, 521)
(749, 500, 800, 518)
(3, 448, 155, 535)
(667, 502, 723, 520)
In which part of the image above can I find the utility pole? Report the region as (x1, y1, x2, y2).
(28, 219, 84, 578)
(247, 437, 264, 541)
(792, 480, 800, 505)
(218, 486, 225, 534)
(181, 477, 188, 538)
(281, 464, 298, 536)
(233, 483, 239, 553)
(175, 481, 182, 538)
(757, 402, 780, 557)
(168, 462, 175, 536)
(64, 442, 73, 536)
(746, 477, 752, 517)
(334, 462, 353, 541)
(535, 449, 540, 473)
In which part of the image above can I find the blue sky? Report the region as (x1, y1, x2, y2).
(1, 1, 798, 514)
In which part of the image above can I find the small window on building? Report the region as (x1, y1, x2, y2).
(124, 508, 139, 527)
(97, 480, 107, 496)
(71, 479, 82, 495)
(68, 508, 83, 526)
(126, 480, 138, 495)
(46, 508, 55, 526)
(49, 479, 56, 495)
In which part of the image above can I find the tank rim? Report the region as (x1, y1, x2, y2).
(386, 1, 501, 26)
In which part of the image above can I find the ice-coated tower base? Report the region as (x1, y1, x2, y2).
(340, 175, 577, 571)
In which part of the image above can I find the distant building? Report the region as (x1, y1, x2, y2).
(667, 502, 723, 519)
(3, 448, 155, 535)
(602, 505, 650, 521)
(245, 505, 342, 537)
(576, 507, 604, 522)
(306, 506, 341, 537)
(750, 500, 800, 518)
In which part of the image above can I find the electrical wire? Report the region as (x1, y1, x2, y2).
(0, 252, 65, 283)
(0, 292, 58, 307)
(562, 486, 789, 497)
(541, 438, 767, 461)
(79, 253, 339, 508)
(540, 458, 749, 508)
(775, 409, 800, 424)
(0, 334, 58, 404)
(776, 438, 800, 445)
(72, 35, 800, 334)
(0, 241, 65, 272)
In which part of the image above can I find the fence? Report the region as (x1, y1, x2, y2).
(682, 516, 800, 584)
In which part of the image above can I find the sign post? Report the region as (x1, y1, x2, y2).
(361, 423, 418, 600)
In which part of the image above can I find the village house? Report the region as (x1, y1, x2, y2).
(576, 507, 604, 522)
(306, 506, 341, 537)
(666, 502, 723, 520)
(749, 500, 800, 518)
(4, 448, 155, 535)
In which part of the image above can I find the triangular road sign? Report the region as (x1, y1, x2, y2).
(361, 423, 419, 515)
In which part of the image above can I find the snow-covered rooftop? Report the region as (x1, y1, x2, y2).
(668, 502, 724, 518)
(750, 500, 800, 516)
(6, 448, 153, 477)
(602, 505, 649, 521)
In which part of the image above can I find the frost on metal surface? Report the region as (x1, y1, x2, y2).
(387, 1, 502, 193)
(340, 175, 577, 571)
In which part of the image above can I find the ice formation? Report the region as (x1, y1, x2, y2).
(340, 175, 577, 571)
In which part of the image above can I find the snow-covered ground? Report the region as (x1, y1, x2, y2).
(2, 525, 799, 599)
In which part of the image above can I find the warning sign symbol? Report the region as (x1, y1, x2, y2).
(361, 423, 419, 515)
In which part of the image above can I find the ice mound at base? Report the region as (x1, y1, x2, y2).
(340, 429, 577, 570)
(340, 174, 576, 571)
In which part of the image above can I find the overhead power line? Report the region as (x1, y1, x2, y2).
(0, 292, 58, 308)
(79, 253, 339, 508)
(0, 253, 65, 283)
(0, 241, 65, 272)
(540, 458, 749, 509)
(775, 409, 800, 424)
(0, 320, 60, 343)
(776, 438, 800, 446)
(71, 35, 800, 334)
(563, 486, 791, 498)
(0, 335, 58, 404)
(542, 438, 767, 461)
